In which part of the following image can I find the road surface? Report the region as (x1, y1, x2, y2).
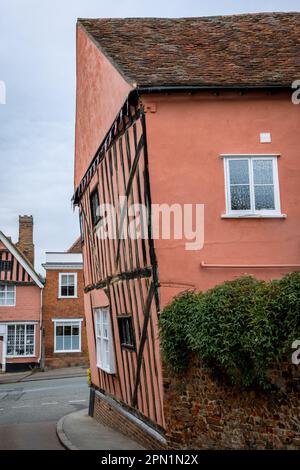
(0, 376, 89, 450)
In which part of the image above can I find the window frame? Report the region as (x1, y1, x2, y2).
(58, 272, 78, 299)
(79, 212, 85, 243)
(117, 315, 135, 350)
(0, 284, 16, 307)
(53, 319, 82, 353)
(94, 307, 116, 374)
(90, 188, 100, 227)
(223, 155, 282, 217)
(6, 323, 35, 358)
(0, 260, 12, 272)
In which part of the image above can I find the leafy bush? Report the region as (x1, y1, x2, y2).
(159, 290, 202, 371)
(159, 273, 300, 389)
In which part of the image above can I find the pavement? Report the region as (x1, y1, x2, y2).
(57, 408, 144, 450)
(0, 375, 89, 449)
(0, 366, 87, 384)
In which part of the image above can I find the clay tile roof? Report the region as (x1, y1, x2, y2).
(78, 13, 300, 88)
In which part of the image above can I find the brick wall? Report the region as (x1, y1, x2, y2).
(16, 215, 34, 266)
(163, 355, 300, 449)
(42, 269, 89, 368)
(92, 388, 167, 450)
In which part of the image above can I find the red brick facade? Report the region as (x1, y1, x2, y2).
(42, 260, 88, 369)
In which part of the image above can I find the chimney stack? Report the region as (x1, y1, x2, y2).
(16, 215, 35, 267)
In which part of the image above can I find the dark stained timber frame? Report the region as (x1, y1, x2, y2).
(0, 250, 33, 283)
(76, 98, 164, 428)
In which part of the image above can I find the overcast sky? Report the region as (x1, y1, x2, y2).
(0, 0, 299, 273)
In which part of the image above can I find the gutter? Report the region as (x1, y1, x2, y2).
(137, 85, 290, 94)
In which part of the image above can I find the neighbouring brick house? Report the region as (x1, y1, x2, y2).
(0, 216, 43, 372)
(42, 239, 88, 369)
(73, 14, 300, 448)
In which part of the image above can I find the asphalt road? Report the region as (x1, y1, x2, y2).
(0, 376, 89, 450)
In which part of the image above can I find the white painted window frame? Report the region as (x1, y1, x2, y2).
(6, 323, 35, 358)
(0, 284, 16, 307)
(223, 155, 282, 217)
(58, 272, 78, 298)
(53, 318, 83, 353)
(94, 307, 116, 374)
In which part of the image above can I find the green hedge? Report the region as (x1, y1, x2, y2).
(159, 273, 300, 389)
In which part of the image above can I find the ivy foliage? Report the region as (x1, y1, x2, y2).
(159, 273, 300, 389)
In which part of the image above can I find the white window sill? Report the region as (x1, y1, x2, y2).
(96, 363, 115, 374)
(58, 296, 78, 299)
(54, 350, 81, 354)
(221, 213, 287, 219)
(52, 318, 84, 323)
(0, 305, 16, 307)
(7, 355, 36, 359)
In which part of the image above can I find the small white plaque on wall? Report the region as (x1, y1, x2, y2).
(260, 132, 271, 143)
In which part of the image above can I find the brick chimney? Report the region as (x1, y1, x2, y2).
(16, 215, 35, 267)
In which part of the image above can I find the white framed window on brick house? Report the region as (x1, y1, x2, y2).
(0, 284, 16, 306)
(6, 324, 35, 357)
(58, 273, 77, 298)
(53, 319, 82, 353)
(222, 155, 283, 217)
(94, 307, 116, 374)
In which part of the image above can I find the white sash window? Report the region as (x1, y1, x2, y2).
(94, 307, 115, 374)
(0, 285, 16, 306)
(224, 155, 282, 217)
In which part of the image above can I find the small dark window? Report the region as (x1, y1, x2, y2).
(0, 260, 12, 271)
(90, 189, 100, 226)
(118, 316, 135, 349)
(79, 213, 84, 242)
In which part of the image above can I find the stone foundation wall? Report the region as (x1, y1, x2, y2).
(163, 356, 300, 449)
(92, 388, 167, 450)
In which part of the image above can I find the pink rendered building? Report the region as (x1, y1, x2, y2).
(0, 216, 43, 372)
(73, 14, 300, 445)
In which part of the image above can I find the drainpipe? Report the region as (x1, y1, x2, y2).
(201, 262, 300, 268)
(2, 327, 6, 373)
(38, 288, 44, 369)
